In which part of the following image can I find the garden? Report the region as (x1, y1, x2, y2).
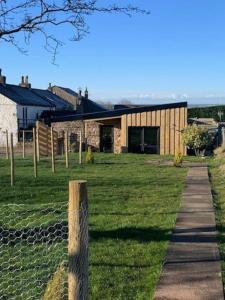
(0, 153, 188, 299)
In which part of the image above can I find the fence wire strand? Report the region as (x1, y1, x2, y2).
(0, 202, 68, 300)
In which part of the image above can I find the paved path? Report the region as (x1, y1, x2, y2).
(154, 165, 224, 300)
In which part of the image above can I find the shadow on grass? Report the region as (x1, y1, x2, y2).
(0, 223, 172, 245)
(90, 227, 171, 243)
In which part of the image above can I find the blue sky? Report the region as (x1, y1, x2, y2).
(0, 0, 225, 105)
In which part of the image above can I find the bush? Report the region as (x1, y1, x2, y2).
(86, 146, 94, 164)
(42, 263, 67, 300)
(214, 146, 225, 156)
(182, 124, 211, 156)
(174, 151, 183, 167)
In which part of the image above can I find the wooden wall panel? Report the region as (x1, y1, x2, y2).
(136, 113, 141, 126)
(156, 110, 161, 126)
(174, 108, 180, 154)
(121, 115, 126, 147)
(141, 112, 147, 126)
(131, 114, 136, 126)
(123, 105, 186, 155)
(165, 109, 170, 154)
(127, 114, 132, 127)
(147, 112, 151, 126)
(152, 111, 156, 126)
(160, 110, 166, 155)
(170, 108, 175, 155)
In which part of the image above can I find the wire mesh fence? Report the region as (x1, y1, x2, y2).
(0, 202, 68, 300)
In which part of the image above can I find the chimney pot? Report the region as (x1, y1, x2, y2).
(0, 69, 6, 85)
(19, 75, 31, 88)
(84, 87, 88, 99)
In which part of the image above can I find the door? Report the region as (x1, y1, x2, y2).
(100, 126, 114, 152)
(128, 127, 160, 154)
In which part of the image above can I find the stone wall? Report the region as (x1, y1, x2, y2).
(52, 120, 100, 151)
(52, 119, 123, 153)
(113, 120, 121, 154)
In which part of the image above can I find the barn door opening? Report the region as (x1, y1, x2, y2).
(128, 127, 160, 154)
(100, 125, 114, 153)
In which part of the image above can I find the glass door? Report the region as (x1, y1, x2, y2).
(100, 126, 114, 152)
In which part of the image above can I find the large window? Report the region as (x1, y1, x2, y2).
(128, 126, 160, 154)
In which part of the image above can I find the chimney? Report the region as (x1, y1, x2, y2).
(84, 87, 88, 99)
(48, 82, 52, 92)
(19, 75, 31, 88)
(0, 69, 6, 85)
(78, 88, 82, 98)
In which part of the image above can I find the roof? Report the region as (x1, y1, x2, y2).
(82, 98, 107, 113)
(48, 101, 187, 123)
(52, 86, 107, 113)
(55, 86, 78, 97)
(0, 83, 72, 109)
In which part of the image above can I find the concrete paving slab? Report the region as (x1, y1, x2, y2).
(154, 166, 224, 300)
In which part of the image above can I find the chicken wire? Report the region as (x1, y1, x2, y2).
(0, 202, 68, 300)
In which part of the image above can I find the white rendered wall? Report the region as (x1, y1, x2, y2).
(0, 94, 18, 146)
(0, 94, 53, 146)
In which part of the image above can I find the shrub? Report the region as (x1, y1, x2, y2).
(86, 146, 94, 164)
(182, 124, 211, 156)
(42, 263, 67, 300)
(174, 151, 183, 167)
(214, 146, 225, 156)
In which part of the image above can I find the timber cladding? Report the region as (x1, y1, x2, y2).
(121, 106, 187, 155)
(36, 121, 58, 156)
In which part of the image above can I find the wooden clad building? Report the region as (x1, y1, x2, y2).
(51, 102, 187, 155)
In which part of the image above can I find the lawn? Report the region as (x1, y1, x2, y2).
(0, 153, 188, 299)
(209, 157, 225, 290)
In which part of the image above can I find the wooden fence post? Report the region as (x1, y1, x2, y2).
(33, 128, 37, 178)
(68, 180, 88, 300)
(51, 127, 55, 173)
(22, 130, 25, 159)
(36, 126, 40, 162)
(5, 130, 9, 160)
(65, 130, 69, 168)
(10, 133, 15, 186)
(79, 131, 82, 165)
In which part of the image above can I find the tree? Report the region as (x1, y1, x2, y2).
(182, 124, 211, 156)
(0, 1, 148, 62)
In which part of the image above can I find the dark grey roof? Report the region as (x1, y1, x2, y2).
(48, 102, 187, 123)
(82, 98, 107, 113)
(32, 88, 72, 109)
(0, 83, 72, 109)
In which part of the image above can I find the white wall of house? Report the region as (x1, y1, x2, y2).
(0, 94, 18, 146)
(0, 94, 52, 146)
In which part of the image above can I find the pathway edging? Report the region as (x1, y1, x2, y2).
(154, 165, 224, 300)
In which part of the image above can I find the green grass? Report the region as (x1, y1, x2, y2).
(0, 153, 188, 299)
(209, 157, 225, 289)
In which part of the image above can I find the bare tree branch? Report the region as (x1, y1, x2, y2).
(0, 0, 149, 63)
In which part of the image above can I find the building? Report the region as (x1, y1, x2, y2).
(50, 101, 187, 155)
(0, 70, 73, 145)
